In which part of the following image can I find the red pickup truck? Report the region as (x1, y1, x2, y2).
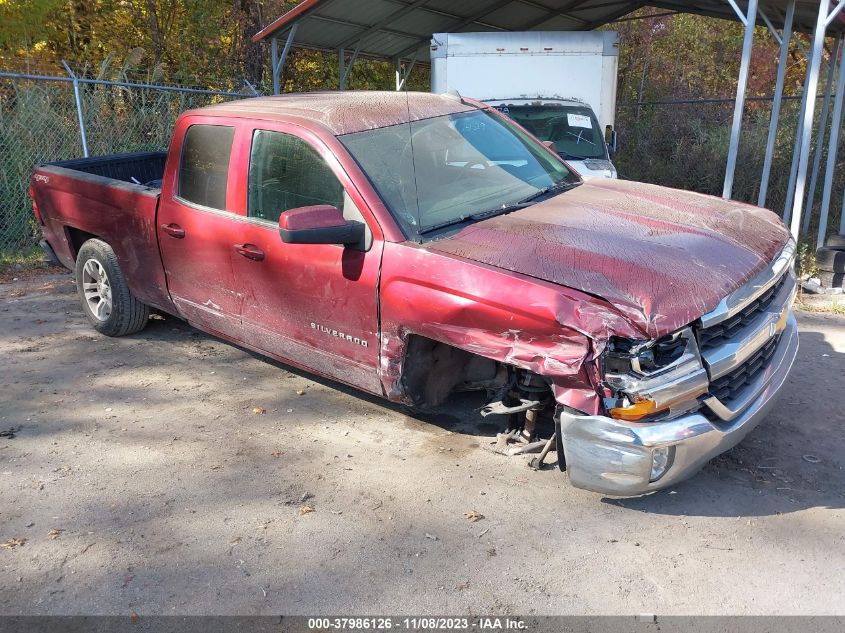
(30, 91, 798, 495)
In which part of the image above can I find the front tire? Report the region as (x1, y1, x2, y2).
(75, 239, 149, 336)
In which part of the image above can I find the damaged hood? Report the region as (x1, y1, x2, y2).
(426, 178, 791, 338)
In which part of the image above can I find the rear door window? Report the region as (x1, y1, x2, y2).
(178, 124, 235, 209)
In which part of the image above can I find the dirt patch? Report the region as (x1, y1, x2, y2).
(0, 270, 843, 615)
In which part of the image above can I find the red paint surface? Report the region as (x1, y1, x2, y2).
(279, 205, 346, 230)
(427, 178, 790, 338)
(33, 93, 791, 416)
(205, 92, 475, 136)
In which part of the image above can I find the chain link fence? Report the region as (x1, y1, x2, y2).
(0, 70, 257, 253)
(4, 70, 844, 254)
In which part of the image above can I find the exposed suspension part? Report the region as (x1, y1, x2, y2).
(481, 368, 554, 464)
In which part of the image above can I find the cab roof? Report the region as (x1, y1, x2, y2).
(190, 91, 477, 136)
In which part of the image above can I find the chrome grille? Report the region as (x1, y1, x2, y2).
(698, 272, 788, 350)
(708, 334, 780, 403)
(696, 243, 796, 423)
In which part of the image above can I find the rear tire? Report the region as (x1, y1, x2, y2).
(819, 270, 845, 289)
(75, 239, 149, 336)
(815, 247, 845, 273)
(824, 234, 845, 250)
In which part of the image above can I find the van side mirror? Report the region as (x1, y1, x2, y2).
(278, 205, 365, 245)
(605, 126, 618, 158)
(542, 140, 557, 153)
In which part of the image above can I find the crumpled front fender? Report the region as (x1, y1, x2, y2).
(378, 243, 645, 414)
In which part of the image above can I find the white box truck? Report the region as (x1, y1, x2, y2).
(431, 31, 620, 178)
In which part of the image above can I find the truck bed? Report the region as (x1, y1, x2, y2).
(47, 151, 167, 189)
(32, 151, 175, 314)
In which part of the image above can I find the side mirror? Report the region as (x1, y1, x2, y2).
(542, 140, 557, 153)
(605, 126, 618, 158)
(278, 205, 365, 245)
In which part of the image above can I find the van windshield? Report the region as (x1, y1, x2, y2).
(339, 109, 579, 238)
(494, 104, 607, 160)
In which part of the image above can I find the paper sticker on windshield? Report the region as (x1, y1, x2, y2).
(567, 114, 593, 129)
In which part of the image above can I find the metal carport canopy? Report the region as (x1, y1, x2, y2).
(253, 0, 845, 246)
(252, 1, 844, 65)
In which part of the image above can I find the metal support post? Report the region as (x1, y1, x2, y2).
(841, 187, 845, 234)
(789, 1, 844, 240)
(723, 0, 758, 199)
(62, 60, 89, 158)
(804, 34, 842, 233)
(338, 48, 345, 89)
(396, 55, 418, 91)
(272, 24, 298, 96)
(783, 45, 814, 223)
(271, 38, 279, 95)
(394, 57, 401, 91)
(818, 42, 845, 247)
(759, 0, 795, 207)
(340, 43, 361, 90)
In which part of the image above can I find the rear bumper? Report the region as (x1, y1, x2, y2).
(558, 313, 799, 496)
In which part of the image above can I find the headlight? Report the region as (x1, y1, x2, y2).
(601, 328, 708, 422)
(603, 331, 690, 376)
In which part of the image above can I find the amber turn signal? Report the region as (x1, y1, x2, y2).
(609, 399, 668, 422)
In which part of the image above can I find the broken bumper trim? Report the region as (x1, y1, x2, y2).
(558, 313, 799, 496)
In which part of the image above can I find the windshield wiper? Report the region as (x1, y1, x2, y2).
(561, 152, 590, 161)
(419, 180, 579, 236)
(512, 179, 580, 205)
(466, 180, 579, 220)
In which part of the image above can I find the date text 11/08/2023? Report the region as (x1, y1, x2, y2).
(306, 618, 528, 630)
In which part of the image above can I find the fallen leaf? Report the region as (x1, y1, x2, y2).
(456, 581, 470, 590)
(486, 548, 497, 557)
(270, 451, 283, 457)
(230, 536, 242, 544)
(299, 505, 315, 515)
(296, 390, 305, 396)
(424, 533, 438, 541)
(0, 538, 26, 549)
(464, 510, 484, 523)
(48, 528, 64, 540)
(253, 407, 266, 415)
(130, 612, 139, 623)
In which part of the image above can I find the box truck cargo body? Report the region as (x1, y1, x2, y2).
(431, 31, 619, 178)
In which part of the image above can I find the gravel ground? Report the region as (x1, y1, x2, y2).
(1, 270, 843, 616)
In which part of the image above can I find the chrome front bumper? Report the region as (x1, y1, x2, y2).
(558, 313, 799, 496)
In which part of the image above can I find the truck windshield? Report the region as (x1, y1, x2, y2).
(339, 109, 578, 238)
(495, 105, 607, 161)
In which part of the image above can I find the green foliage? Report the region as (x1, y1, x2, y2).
(795, 238, 819, 280)
(0, 246, 43, 268)
(0, 76, 240, 250)
(2, 3, 844, 253)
